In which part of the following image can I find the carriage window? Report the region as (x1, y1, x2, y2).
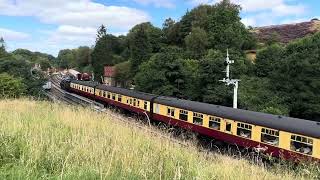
(103, 91, 107, 97)
(261, 128, 279, 146)
(193, 113, 203, 125)
(144, 101, 148, 110)
(112, 94, 116, 100)
(129, 99, 132, 105)
(107, 92, 111, 99)
(133, 99, 137, 106)
(118, 95, 122, 102)
(137, 100, 140, 107)
(179, 110, 188, 121)
(209, 117, 221, 130)
(167, 108, 175, 117)
(237, 123, 252, 139)
(226, 123, 232, 132)
(290, 135, 313, 155)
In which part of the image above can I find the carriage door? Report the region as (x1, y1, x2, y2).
(154, 104, 160, 114)
(225, 120, 233, 134)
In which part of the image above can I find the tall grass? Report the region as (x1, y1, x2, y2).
(0, 99, 319, 179)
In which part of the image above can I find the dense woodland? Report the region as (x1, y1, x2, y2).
(0, 38, 53, 98)
(0, 0, 319, 121)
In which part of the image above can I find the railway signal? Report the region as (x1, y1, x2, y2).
(219, 49, 240, 109)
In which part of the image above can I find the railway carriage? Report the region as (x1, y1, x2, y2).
(61, 79, 320, 161)
(94, 84, 155, 115)
(153, 96, 320, 160)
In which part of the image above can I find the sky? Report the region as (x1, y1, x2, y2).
(0, 0, 319, 56)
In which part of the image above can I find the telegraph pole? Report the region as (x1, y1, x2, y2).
(219, 49, 240, 109)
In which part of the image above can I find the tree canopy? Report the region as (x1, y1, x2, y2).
(48, 0, 320, 120)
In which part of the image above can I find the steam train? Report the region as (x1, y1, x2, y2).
(60, 78, 320, 161)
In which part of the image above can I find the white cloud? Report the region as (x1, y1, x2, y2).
(133, 0, 176, 8)
(189, 0, 306, 14)
(189, 0, 308, 26)
(271, 3, 306, 16)
(0, 0, 151, 55)
(0, 0, 150, 30)
(0, 27, 30, 40)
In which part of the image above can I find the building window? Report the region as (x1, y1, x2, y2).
(118, 95, 122, 102)
(209, 117, 221, 130)
(144, 101, 148, 110)
(290, 135, 313, 155)
(261, 128, 279, 146)
(179, 110, 188, 121)
(237, 123, 252, 139)
(167, 108, 175, 117)
(193, 112, 203, 125)
(112, 94, 116, 100)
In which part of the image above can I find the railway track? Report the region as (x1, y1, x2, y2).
(47, 75, 193, 148)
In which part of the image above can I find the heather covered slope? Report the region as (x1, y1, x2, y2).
(0, 99, 319, 179)
(253, 19, 320, 44)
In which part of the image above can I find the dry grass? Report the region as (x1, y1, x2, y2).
(0, 99, 319, 179)
(311, 20, 320, 32)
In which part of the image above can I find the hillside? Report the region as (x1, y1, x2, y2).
(0, 99, 319, 179)
(253, 19, 320, 44)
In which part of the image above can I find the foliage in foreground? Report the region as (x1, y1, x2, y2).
(0, 99, 319, 179)
(0, 73, 26, 98)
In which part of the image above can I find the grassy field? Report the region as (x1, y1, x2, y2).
(0, 99, 319, 179)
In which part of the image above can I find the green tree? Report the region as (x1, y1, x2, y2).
(134, 47, 188, 97)
(75, 46, 91, 68)
(238, 76, 289, 115)
(0, 57, 46, 97)
(0, 73, 26, 98)
(163, 18, 180, 45)
(266, 32, 280, 46)
(271, 33, 320, 120)
(207, 0, 255, 51)
(36, 57, 52, 71)
(96, 24, 107, 43)
(198, 49, 232, 105)
(114, 61, 132, 88)
(178, 10, 193, 45)
(254, 44, 284, 77)
(0, 37, 7, 58)
(189, 5, 213, 31)
(128, 23, 152, 74)
(57, 49, 76, 68)
(185, 27, 209, 59)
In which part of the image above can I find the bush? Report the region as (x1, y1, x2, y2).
(0, 73, 26, 98)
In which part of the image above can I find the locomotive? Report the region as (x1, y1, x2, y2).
(60, 79, 320, 161)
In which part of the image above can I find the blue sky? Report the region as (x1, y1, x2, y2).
(0, 0, 319, 56)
